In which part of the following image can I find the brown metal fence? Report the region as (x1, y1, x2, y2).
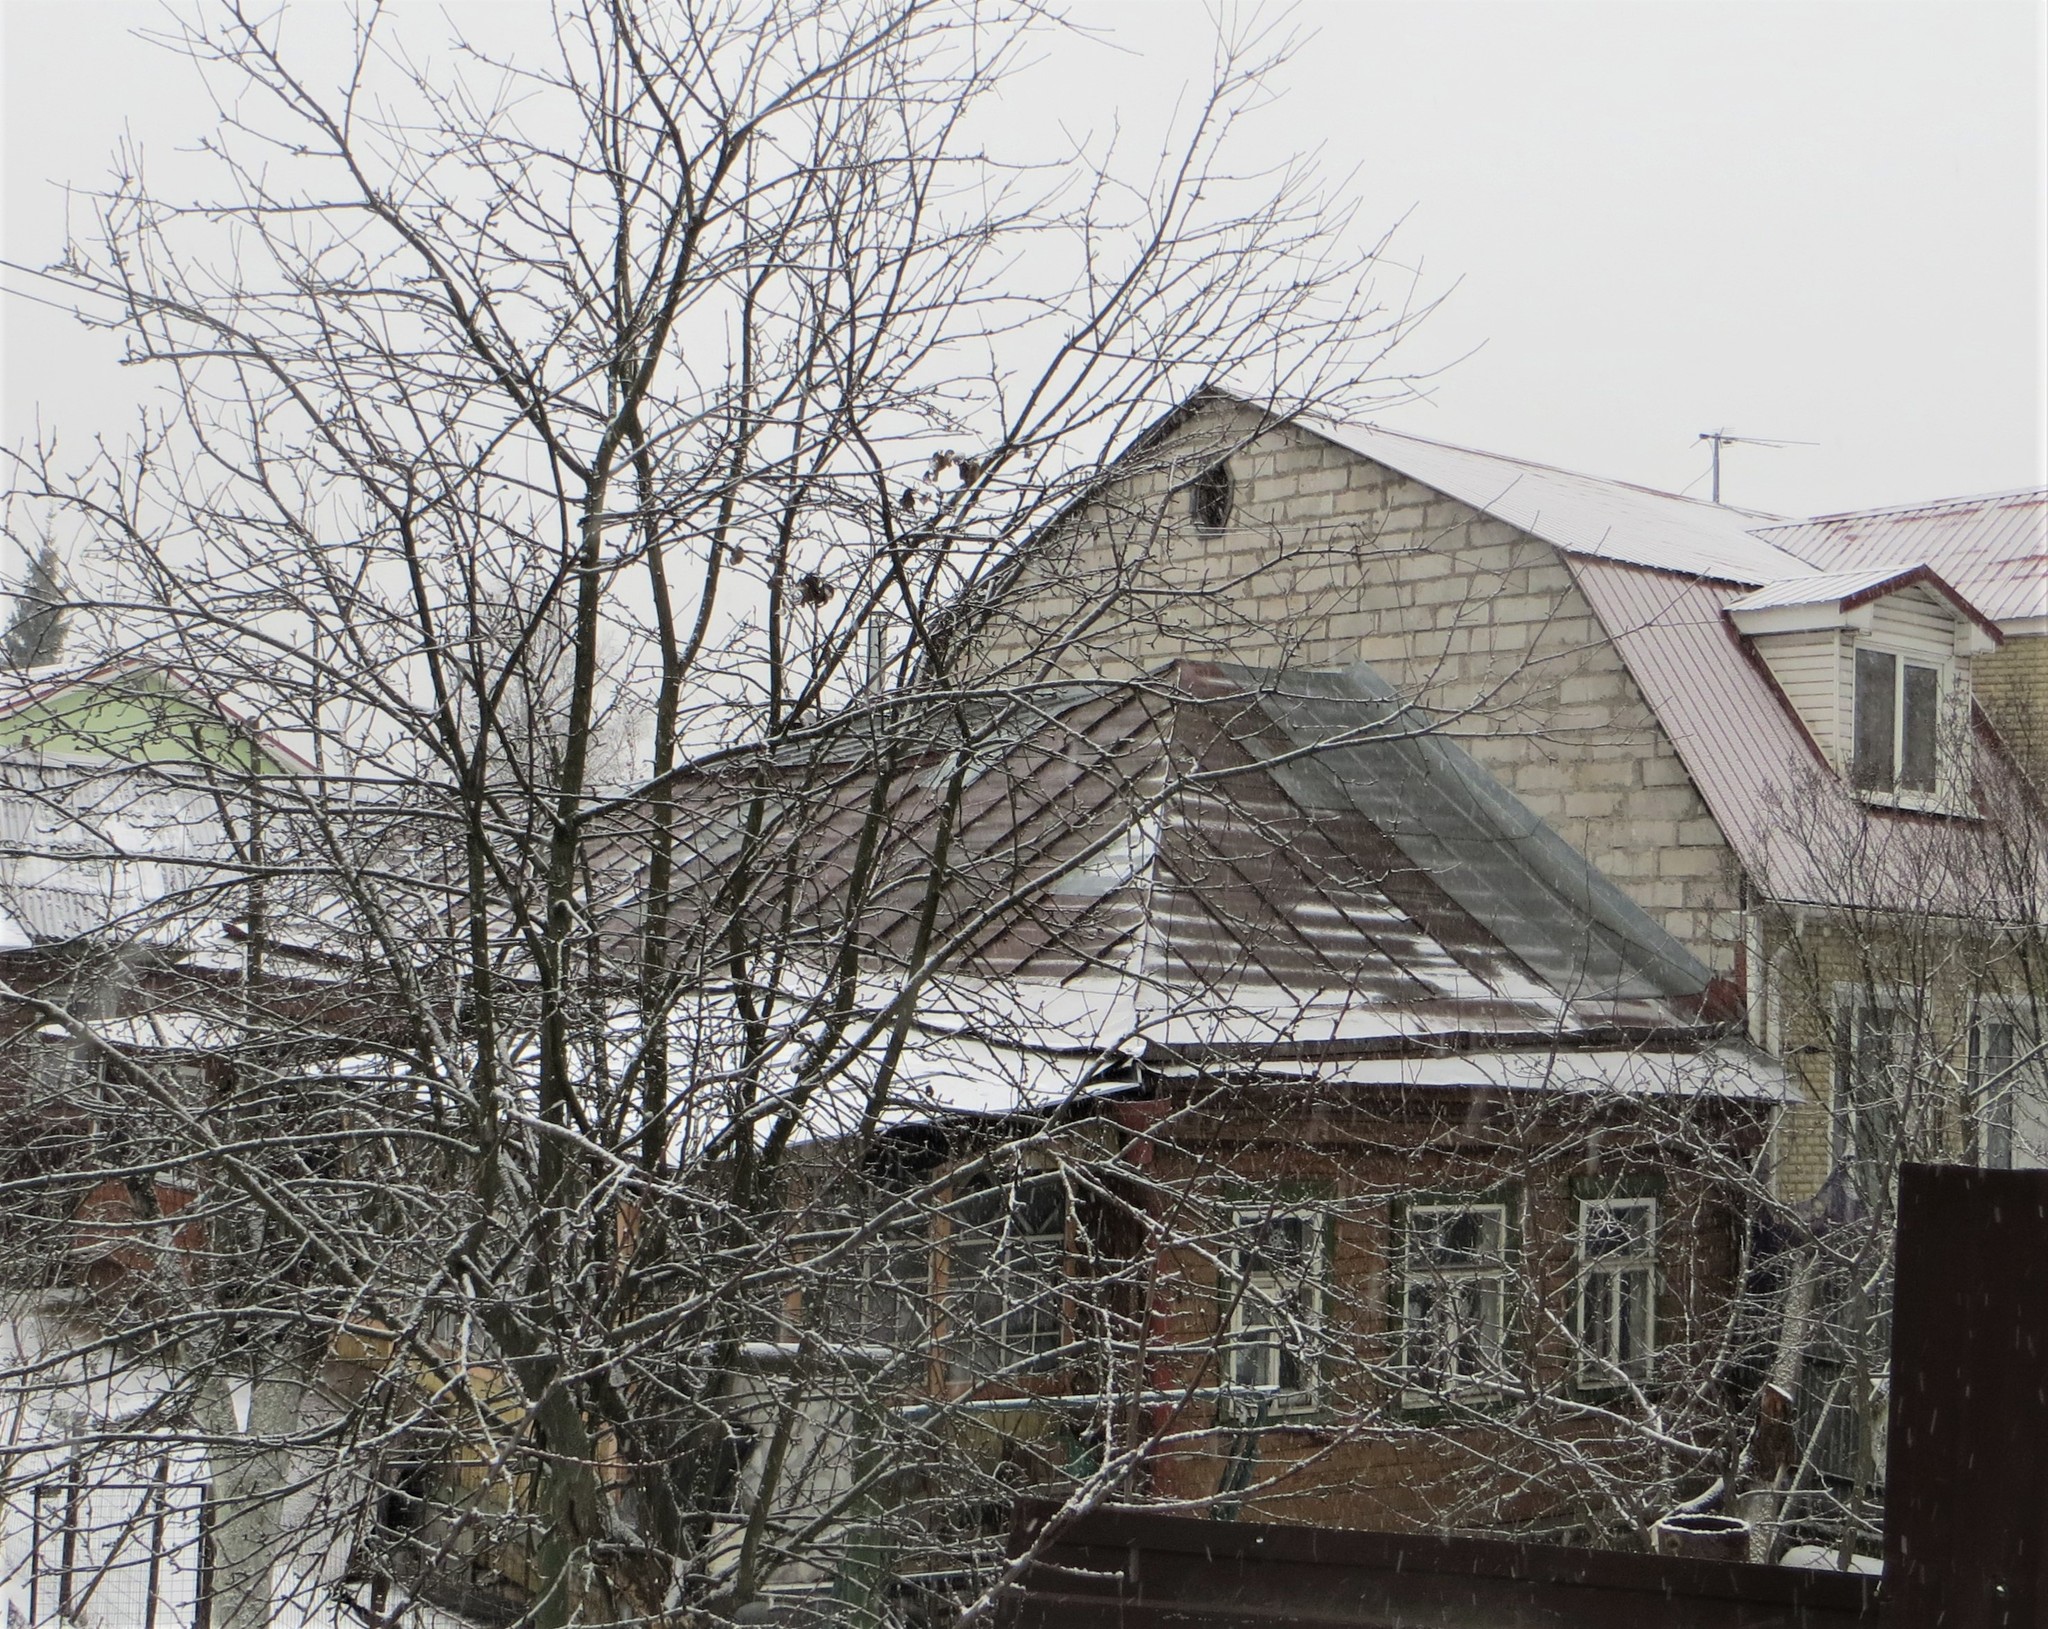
(995, 1501, 1877, 1629)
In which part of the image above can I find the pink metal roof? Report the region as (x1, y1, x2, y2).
(1569, 556, 2042, 916)
(1725, 565, 2006, 643)
(1754, 489, 2047, 631)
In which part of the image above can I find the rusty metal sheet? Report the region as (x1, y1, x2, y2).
(686, 659, 1734, 1057)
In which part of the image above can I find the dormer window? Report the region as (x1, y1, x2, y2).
(1726, 565, 2001, 816)
(1852, 648, 1941, 795)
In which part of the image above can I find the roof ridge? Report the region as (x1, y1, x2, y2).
(1306, 413, 1788, 522)
(1775, 486, 2048, 527)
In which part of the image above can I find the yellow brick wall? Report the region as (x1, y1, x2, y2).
(1755, 911, 2041, 1204)
(1974, 636, 2048, 789)
(976, 403, 1744, 973)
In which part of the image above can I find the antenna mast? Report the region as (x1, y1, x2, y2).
(1696, 429, 1815, 505)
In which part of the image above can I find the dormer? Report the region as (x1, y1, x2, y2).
(1726, 566, 2003, 813)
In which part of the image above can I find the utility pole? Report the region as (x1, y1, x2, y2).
(1697, 429, 1814, 505)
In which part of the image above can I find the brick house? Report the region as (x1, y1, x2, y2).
(714, 659, 1792, 1560)
(962, 390, 2046, 1205)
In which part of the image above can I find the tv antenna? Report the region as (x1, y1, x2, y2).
(1697, 429, 1815, 505)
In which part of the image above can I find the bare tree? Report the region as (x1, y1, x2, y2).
(0, 3, 1465, 1625)
(1719, 732, 2048, 1567)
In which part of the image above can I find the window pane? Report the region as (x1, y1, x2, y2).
(1238, 1213, 1311, 1280)
(1230, 1209, 1321, 1396)
(1900, 663, 1939, 791)
(1578, 1202, 1656, 1380)
(1614, 1266, 1651, 1367)
(1412, 1206, 1505, 1268)
(1974, 1022, 2018, 1171)
(1581, 1201, 1652, 1263)
(1189, 462, 1233, 532)
(946, 1178, 1065, 1379)
(1230, 1328, 1276, 1390)
(1853, 648, 1896, 790)
(1403, 1204, 1509, 1392)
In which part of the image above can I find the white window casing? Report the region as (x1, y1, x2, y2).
(1731, 579, 1985, 813)
(1400, 1201, 1511, 1403)
(1227, 1207, 1324, 1409)
(1576, 1198, 1657, 1385)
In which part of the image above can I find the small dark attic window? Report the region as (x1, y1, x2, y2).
(1188, 461, 1234, 534)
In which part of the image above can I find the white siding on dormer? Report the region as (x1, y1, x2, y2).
(1744, 585, 1976, 786)
(1750, 629, 1847, 768)
(1864, 585, 1966, 666)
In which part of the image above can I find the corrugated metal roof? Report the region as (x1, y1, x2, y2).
(1568, 556, 2043, 915)
(1202, 660, 1717, 1009)
(1724, 567, 1924, 613)
(1754, 489, 2048, 630)
(1296, 414, 1812, 585)
(670, 659, 1735, 1065)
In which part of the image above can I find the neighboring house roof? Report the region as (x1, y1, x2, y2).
(1267, 405, 2039, 912)
(683, 659, 1744, 1087)
(1724, 566, 1941, 614)
(1289, 407, 2038, 635)
(0, 659, 316, 774)
(1296, 412, 1812, 585)
(1755, 489, 2048, 633)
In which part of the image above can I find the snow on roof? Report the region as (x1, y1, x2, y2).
(866, 1036, 1791, 1134)
(1295, 413, 1814, 585)
(1723, 563, 2003, 642)
(1294, 1042, 1791, 1102)
(1755, 488, 2048, 632)
(1283, 408, 2032, 627)
(1724, 567, 1926, 612)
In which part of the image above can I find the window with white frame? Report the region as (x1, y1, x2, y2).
(1852, 647, 1945, 799)
(1400, 1201, 1511, 1398)
(1834, 995, 1911, 1193)
(1226, 1208, 1324, 1403)
(944, 1176, 1066, 1382)
(1971, 1020, 2019, 1171)
(1576, 1198, 1656, 1384)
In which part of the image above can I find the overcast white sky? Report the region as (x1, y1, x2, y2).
(3, 0, 2043, 524)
